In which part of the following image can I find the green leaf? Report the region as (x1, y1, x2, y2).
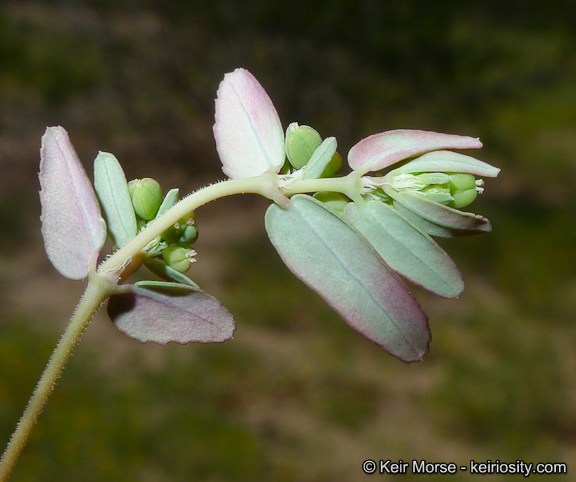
(300, 137, 337, 179)
(392, 202, 457, 238)
(134, 280, 193, 291)
(94, 152, 137, 247)
(344, 202, 463, 297)
(396, 150, 500, 178)
(144, 258, 199, 287)
(108, 282, 235, 344)
(390, 191, 492, 233)
(265, 194, 430, 362)
(156, 188, 180, 218)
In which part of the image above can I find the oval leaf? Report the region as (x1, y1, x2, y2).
(108, 282, 235, 344)
(348, 129, 482, 174)
(390, 191, 492, 233)
(344, 202, 464, 297)
(94, 152, 137, 247)
(265, 194, 430, 362)
(213, 68, 285, 179)
(39, 126, 106, 280)
(395, 150, 501, 177)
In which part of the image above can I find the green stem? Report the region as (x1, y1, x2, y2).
(98, 170, 362, 276)
(281, 171, 363, 203)
(0, 272, 117, 481)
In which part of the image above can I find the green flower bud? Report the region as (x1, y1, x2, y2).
(162, 246, 195, 273)
(313, 191, 350, 212)
(448, 173, 476, 193)
(449, 189, 478, 208)
(161, 213, 198, 246)
(388, 170, 482, 209)
(285, 123, 322, 169)
(447, 173, 478, 208)
(321, 151, 343, 178)
(128, 178, 163, 220)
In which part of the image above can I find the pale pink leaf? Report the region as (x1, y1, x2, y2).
(213, 68, 285, 179)
(39, 126, 106, 280)
(348, 129, 482, 173)
(108, 282, 236, 344)
(265, 195, 430, 362)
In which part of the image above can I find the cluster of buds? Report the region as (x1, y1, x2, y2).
(374, 169, 483, 209)
(127, 178, 198, 274)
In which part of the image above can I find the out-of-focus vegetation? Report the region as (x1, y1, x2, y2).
(1, 1, 575, 480)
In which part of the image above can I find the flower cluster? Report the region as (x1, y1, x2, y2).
(91, 150, 200, 286)
(127, 178, 198, 274)
(213, 68, 500, 362)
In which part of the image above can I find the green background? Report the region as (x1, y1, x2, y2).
(1, 1, 575, 480)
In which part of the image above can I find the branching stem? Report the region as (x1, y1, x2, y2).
(0, 169, 361, 480)
(98, 170, 362, 276)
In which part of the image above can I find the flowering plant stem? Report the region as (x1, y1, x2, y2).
(0, 170, 361, 481)
(0, 275, 114, 481)
(100, 170, 362, 276)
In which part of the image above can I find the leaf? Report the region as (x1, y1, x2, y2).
(213, 68, 285, 179)
(108, 282, 235, 344)
(155, 188, 180, 218)
(300, 137, 337, 180)
(144, 258, 199, 287)
(344, 201, 463, 297)
(94, 152, 137, 247)
(392, 201, 461, 238)
(348, 129, 483, 173)
(265, 194, 430, 362)
(390, 191, 492, 233)
(395, 150, 501, 177)
(39, 126, 106, 280)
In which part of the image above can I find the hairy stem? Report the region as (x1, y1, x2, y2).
(0, 272, 117, 481)
(98, 170, 362, 276)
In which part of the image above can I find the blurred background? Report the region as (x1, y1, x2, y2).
(1, 1, 575, 480)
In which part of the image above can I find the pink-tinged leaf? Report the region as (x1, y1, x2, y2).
(344, 202, 464, 298)
(396, 150, 501, 177)
(39, 126, 106, 280)
(265, 195, 430, 363)
(393, 201, 463, 238)
(213, 68, 285, 179)
(348, 129, 482, 173)
(108, 282, 235, 344)
(391, 191, 492, 233)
